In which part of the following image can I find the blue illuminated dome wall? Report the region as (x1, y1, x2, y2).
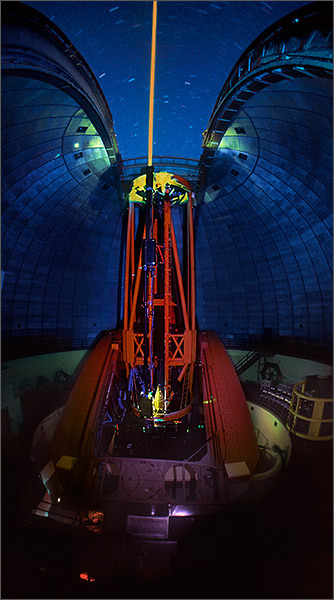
(1, 1, 333, 359)
(2, 2, 124, 357)
(196, 77, 333, 348)
(196, 2, 333, 351)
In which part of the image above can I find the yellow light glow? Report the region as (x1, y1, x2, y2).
(74, 142, 80, 148)
(153, 385, 164, 413)
(128, 171, 191, 204)
(148, 1, 157, 166)
(86, 137, 103, 149)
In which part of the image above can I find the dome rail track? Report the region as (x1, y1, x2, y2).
(2, 1, 122, 171)
(197, 2, 333, 200)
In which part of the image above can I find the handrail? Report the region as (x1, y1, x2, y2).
(287, 379, 333, 440)
(121, 156, 200, 181)
(234, 350, 258, 373)
(291, 380, 334, 405)
(122, 156, 200, 167)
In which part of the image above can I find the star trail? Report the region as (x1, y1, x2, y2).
(25, 1, 309, 159)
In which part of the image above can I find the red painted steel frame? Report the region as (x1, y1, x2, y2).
(200, 331, 260, 473)
(122, 185, 196, 416)
(164, 194, 172, 398)
(51, 334, 121, 465)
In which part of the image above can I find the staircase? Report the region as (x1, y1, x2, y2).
(234, 350, 273, 376)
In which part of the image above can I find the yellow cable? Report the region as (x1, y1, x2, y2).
(148, 1, 157, 167)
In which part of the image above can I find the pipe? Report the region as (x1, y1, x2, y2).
(170, 217, 190, 332)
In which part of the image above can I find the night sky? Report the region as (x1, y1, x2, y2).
(25, 1, 310, 159)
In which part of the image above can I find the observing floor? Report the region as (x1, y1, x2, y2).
(2, 379, 332, 599)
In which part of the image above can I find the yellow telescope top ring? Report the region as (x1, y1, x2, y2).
(128, 171, 192, 205)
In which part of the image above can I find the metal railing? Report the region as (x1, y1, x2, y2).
(72, 455, 227, 505)
(121, 156, 200, 182)
(286, 380, 333, 441)
(234, 350, 264, 375)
